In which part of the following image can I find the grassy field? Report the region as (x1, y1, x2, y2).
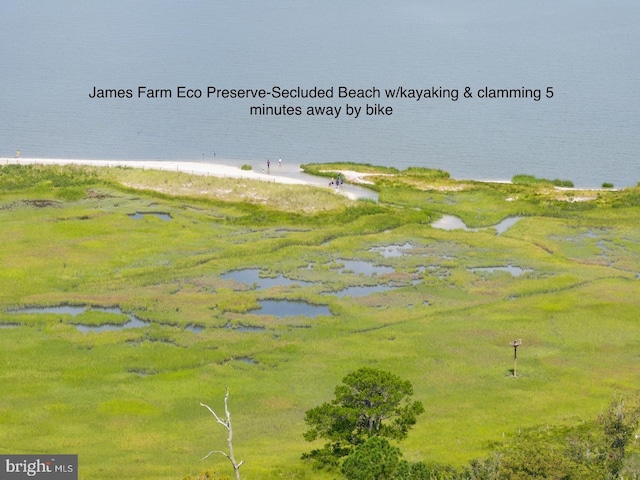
(1, 163, 639, 479)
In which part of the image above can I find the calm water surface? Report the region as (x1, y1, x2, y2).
(1, 0, 638, 187)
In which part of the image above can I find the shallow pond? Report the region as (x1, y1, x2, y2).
(221, 269, 314, 290)
(7, 305, 152, 332)
(368, 243, 415, 258)
(431, 215, 471, 231)
(338, 260, 395, 276)
(431, 215, 522, 235)
(13, 305, 87, 316)
(493, 217, 522, 235)
(128, 212, 172, 221)
(249, 300, 331, 318)
(330, 278, 420, 298)
(184, 324, 205, 333)
(469, 265, 531, 276)
(7, 305, 207, 333)
(233, 356, 258, 364)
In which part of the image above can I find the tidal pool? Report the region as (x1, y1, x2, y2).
(468, 265, 531, 276)
(249, 300, 331, 318)
(7, 305, 152, 331)
(12, 305, 87, 316)
(431, 215, 470, 231)
(234, 356, 258, 364)
(8, 305, 207, 333)
(368, 243, 415, 258)
(221, 269, 313, 289)
(431, 215, 522, 235)
(339, 260, 395, 276)
(185, 324, 205, 333)
(128, 212, 172, 221)
(331, 280, 419, 298)
(493, 217, 522, 235)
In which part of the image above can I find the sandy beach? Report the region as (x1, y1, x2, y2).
(1, 157, 311, 184)
(0, 157, 380, 201)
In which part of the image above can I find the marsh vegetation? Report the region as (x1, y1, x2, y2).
(1, 163, 640, 479)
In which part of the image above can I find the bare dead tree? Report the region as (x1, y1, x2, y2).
(200, 386, 244, 480)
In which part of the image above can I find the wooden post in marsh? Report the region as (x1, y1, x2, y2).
(510, 339, 522, 377)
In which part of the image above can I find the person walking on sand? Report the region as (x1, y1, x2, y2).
(278, 158, 282, 166)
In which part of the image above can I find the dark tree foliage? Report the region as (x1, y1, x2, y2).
(601, 394, 640, 478)
(397, 460, 460, 480)
(341, 437, 402, 480)
(341, 437, 451, 480)
(497, 441, 596, 480)
(468, 395, 640, 480)
(303, 367, 424, 467)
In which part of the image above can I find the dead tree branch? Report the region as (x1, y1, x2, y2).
(200, 386, 244, 480)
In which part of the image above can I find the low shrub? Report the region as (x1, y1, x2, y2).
(512, 173, 573, 187)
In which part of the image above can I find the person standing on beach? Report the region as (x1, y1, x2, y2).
(279, 158, 282, 166)
(15, 149, 20, 158)
(267, 159, 270, 170)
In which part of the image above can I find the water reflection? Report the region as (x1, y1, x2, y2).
(233, 356, 258, 364)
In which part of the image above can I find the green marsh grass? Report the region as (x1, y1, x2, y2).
(1, 164, 639, 478)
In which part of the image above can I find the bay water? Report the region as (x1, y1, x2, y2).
(1, 0, 638, 188)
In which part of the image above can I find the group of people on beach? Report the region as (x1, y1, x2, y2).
(266, 158, 282, 171)
(329, 173, 344, 190)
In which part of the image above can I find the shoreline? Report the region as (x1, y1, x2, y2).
(1, 157, 378, 201)
(1, 157, 618, 196)
(1, 157, 309, 185)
